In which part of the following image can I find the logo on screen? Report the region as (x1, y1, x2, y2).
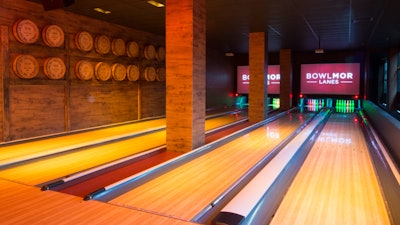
(301, 63, 360, 95)
(237, 65, 280, 94)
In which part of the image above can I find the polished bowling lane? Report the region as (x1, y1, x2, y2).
(269, 113, 391, 225)
(0, 118, 166, 166)
(103, 111, 313, 222)
(0, 111, 247, 186)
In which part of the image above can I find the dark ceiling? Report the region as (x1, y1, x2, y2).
(59, 0, 400, 53)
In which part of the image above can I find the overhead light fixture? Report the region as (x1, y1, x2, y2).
(93, 7, 111, 14)
(225, 52, 234, 57)
(315, 48, 324, 54)
(315, 37, 324, 54)
(147, 0, 165, 7)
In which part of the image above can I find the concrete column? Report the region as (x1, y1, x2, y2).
(279, 49, 292, 110)
(248, 32, 268, 122)
(165, 0, 206, 152)
(388, 48, 399, 111)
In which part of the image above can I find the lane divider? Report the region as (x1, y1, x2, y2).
(358, 110, 400, 224)
(211, 108, 331, 225)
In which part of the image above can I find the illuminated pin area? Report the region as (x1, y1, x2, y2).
(235, 94, 248, 109)
(306, 98, 325, 112)
(299, 96, 358, 113)
(335, 99, 355, 113)
(271, 98, 280, 109)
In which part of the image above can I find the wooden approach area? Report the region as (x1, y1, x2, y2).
(106, 112, 312, 221)
(0, 179, 198, 225)
(269, 113, 391, 225)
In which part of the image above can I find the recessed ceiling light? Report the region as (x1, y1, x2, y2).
(93, 7, 111, 14)
(147, 0, 165, 8)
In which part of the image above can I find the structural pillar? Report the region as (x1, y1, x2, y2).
(248, 32, 268, 122)
(388, 47, 399, 112)
(165, 0, 206, 152)
(279, 49, 293, 110)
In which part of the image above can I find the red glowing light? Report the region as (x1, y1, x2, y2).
(354, 95, 359, 99)
(299, 94, 303, 98)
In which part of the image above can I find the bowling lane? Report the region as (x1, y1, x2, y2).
(0, 111, 247, 186)
(0, 108, 246, 167)
(269, 113, 391, 225)
(0, 118, 166, 166)
(106, 111, 314, 221)
(58, 119, 252, 197)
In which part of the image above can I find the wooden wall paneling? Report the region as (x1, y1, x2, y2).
(0, 25, 10, 142)
(137, 81, 142, 119)
(64, 34, 71, 131)
(8, 84, 66, 140)
(69, 83, 138, 130)
(140, 81, 166, 118)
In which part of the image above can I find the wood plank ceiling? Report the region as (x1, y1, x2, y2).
(43, 0, 400, 53)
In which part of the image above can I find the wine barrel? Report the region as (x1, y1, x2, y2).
(111, 63, 126, 81)
(127, 65, 140, 81)
(44, 57, 66, 80)
(75, 31, 93, 52)
(13, 54, 39, 79)
(94, 35, 111, 55)
(126, 41, 139, 58)
(111, 38, 126, 56)
(141, 66, 156, 82)
(156, 67, 166, 82)
(94, 62, 111, 81)
(144, 44, 156, 60)
(75, 60, 94, 81)
(155, 46, 165, 61)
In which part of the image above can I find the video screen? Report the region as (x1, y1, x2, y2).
(237, 65, 280, 94)
(300, 63, 360, 95)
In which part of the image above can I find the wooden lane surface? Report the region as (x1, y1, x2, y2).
(0, 131, 166, 185)
(0, 180, 199, 225)
(205, 112, 247, 131)
(269, 113, 391, 225)
(0, 113, 247, 186)
(0, 111, 246, 164)
(107, 112, 313, 221)
(60, 120, 251, 197)
(0, 118, 166, 163)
